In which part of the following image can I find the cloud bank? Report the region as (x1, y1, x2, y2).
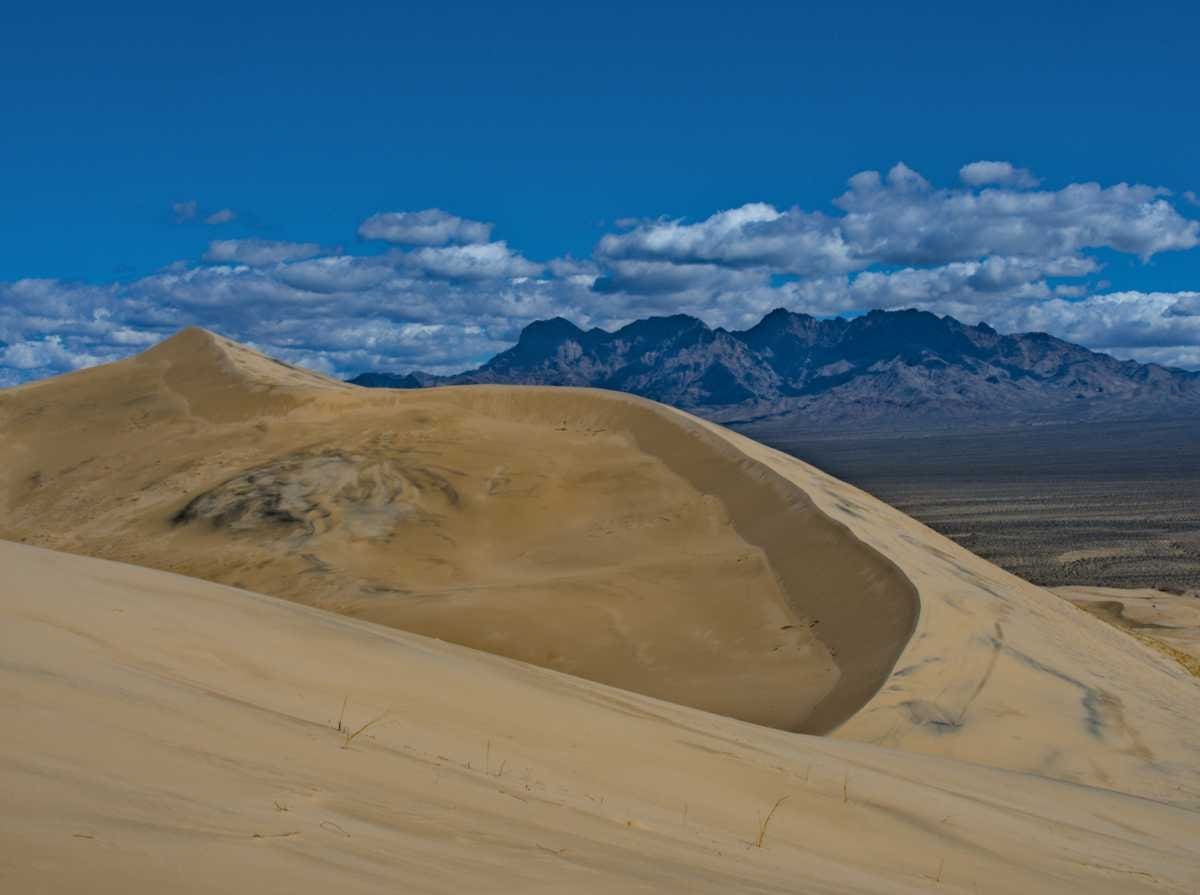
(357, 209, 493, 246)
(3, 162, 1199, 387)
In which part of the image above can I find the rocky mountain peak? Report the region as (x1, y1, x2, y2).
(351, 308, 1200, 431)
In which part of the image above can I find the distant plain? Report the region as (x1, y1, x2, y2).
(752, 417, 1200, 592)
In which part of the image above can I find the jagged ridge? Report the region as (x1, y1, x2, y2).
(350, 308, 1200, 429)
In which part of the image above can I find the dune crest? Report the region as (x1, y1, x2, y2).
(143, 325, 349, 392)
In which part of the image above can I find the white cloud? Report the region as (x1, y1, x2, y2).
(983, 291, 1200, 351)
(1164, 293, 1200, 317)
(4, 163, 1200, 383)
(172, 200, 198, 222)
(599, 203, 782, 261)
(594, 259, 765, 296)
(959, 160, 1040, 189)
(398, 242, 542, 280)
(272, 256, 394, 293)
(358, 209, 492, 245)
(1108, 344, 1200, 369)
(594, 162, 1197, 300)
(597, 203, 858, 277)
(174, 201, 239, 226)
(835, 165, 1198, 264)
(883, 161, 931, 192)
(203, 239, 324, 266)
(0, 335, 115, 373)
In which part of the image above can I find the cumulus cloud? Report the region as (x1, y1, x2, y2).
(985, 291, 1200, 357)
(834, 164, 1198, 264)
(818, 255, 1100, 319)
(585, 164, 1199, 366)
(595, 162, 1197, 299)
(0, 318, 125, 385)
(398, 242, 542, 280)
(1164, 293, 1200, 317)
(959, 160, 1040, 189)
(597, 203, 857, 276)
(594, 259, 764, 296)
(203, 239, 324, 266)
(204, 208, 237, 225)
(272, 255, 394, 293)
(4, 166, 1200, 384)
(1, 336, 90, 371)
(1110, 344, 1200, 369)
(358, 209, 493, 245)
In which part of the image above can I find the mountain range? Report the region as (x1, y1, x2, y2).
(350, 308, 1200, 431)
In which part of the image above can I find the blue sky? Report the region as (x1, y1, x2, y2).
(2, 0, 1199, 383)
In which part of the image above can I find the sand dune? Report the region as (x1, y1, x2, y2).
(2, 327, 1200, 890)
(0, 327, 915, 733)
(2, 540, 1198, 894)
(3, 328, 1200, 807)
(1055, 585, 1200, 676)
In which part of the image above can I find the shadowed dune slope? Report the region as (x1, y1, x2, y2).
(680, 420, 1200, 809)
(0, 327, 915, 734)
(2, 328, 1200, 810)
(3, 541, 1199, 895)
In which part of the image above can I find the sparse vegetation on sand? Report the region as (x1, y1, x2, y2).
(754, 795, 789, 848)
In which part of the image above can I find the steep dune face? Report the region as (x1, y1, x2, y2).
(3, 541, 1198, 895)
(0, 328, 915, 734)
(439, 387, 918, 735)
(3, 328, 1200, 810)
(690, 421, 1200, 808)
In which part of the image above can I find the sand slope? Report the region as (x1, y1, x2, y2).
(1055, 585, 1200, 676)
(2, 328, 1199, 811)
(683, 419, 1200, 809)
(3, 540, 1198, 894)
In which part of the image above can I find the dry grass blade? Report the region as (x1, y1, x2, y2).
(755, 795, 789, 848)
(341, 711, 389, 749)
(336, 694, 348, 733)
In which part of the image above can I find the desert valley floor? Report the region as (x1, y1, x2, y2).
(1, 329, 1198, 893)
(754, 418, 1200, 593)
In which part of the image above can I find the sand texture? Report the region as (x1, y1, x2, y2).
(2, 328, 1199, 891)
(1055, 585, 1200, 676)
(2, 540, 1198, 894)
